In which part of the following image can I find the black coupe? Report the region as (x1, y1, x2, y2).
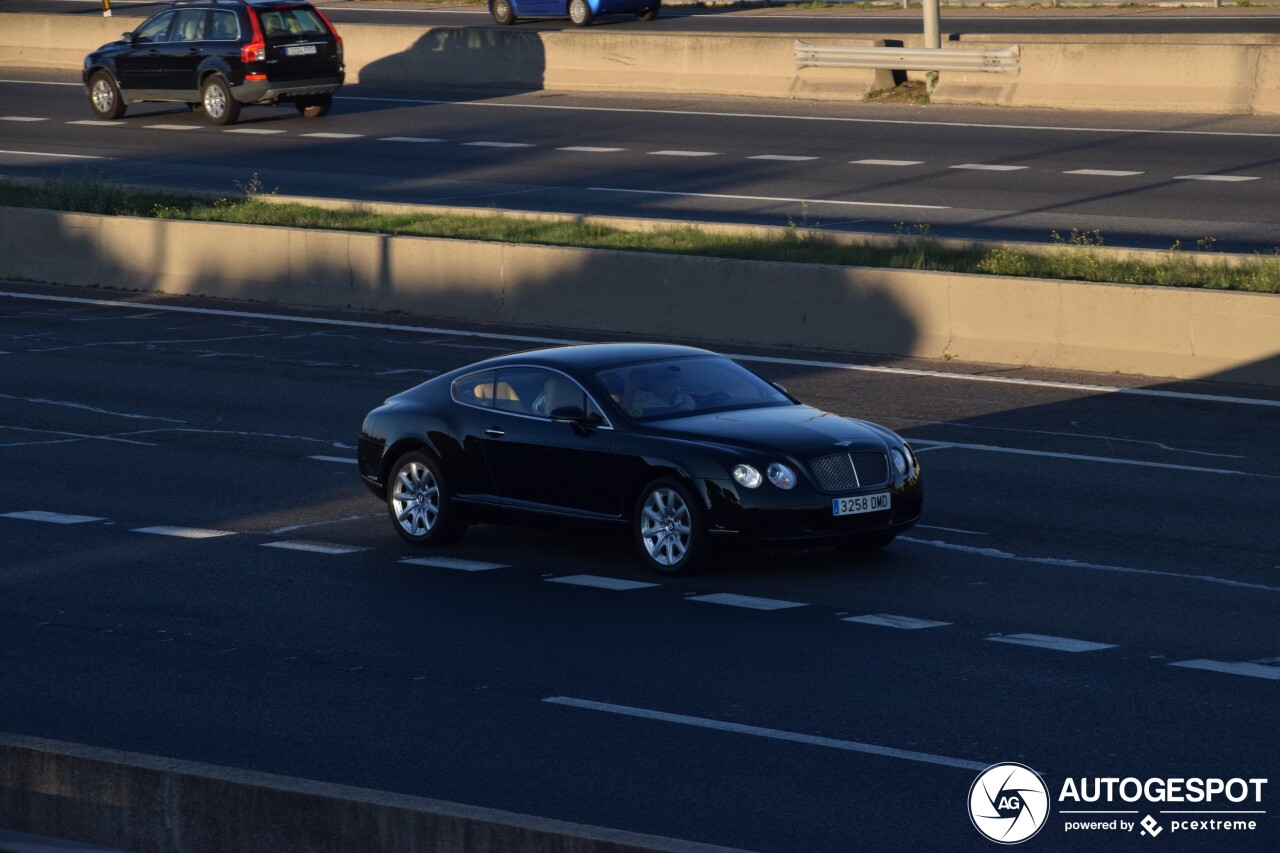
(358, 344, 922, 574)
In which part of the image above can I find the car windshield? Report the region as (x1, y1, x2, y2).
(595, 356, 792, 421)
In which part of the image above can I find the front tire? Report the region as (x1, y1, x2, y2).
(88, 72, 126, 120)
(491, 0, 517, 24)
(634, 477, 706, 575)
(200, 75, 240, 126)
(295, 93, 332, 119)
(387, 451, 467, 546)
(569, 0, 594, 26)
(636, 3, 659, 21)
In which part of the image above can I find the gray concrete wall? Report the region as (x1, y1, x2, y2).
(3, 207, 1278, 386)
(0, 732, 745, 853)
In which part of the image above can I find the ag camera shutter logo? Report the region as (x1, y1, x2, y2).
(969, 763, 1050, 844)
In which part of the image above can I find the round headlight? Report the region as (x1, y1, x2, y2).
(732, 464, 762, 489)
(891, 448, 908, 475)
(767, 462, 796, 490)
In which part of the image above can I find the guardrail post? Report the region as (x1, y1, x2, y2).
(102, 0, 112, 17)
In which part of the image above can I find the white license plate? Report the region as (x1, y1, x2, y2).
(832, 492, 891, 516)
(285, 45, 318, 56)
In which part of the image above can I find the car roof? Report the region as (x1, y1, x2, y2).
(479, 343, 719, 373)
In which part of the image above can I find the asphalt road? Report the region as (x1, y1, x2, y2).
(13, 0, 1280, 36)
(1, 281, 1278, 851)
(5, 73, 1280, 251)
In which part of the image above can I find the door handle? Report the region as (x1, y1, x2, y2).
(484, 428, 505, 438)
(188, 48, 202, 55)
(148, 49, 160, 56)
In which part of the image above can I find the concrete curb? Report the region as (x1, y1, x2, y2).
(2, 206, 1278, 385)
(0, 732, 748, 853)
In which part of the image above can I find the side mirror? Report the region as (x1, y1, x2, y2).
(550, 405, 587, 423)
(772, 382, 788, 394)
(121, 31, 136, 44)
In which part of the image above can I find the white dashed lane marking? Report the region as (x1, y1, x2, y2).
(2, 510, 105, 524)
(851, 159, 923, 166)
(1176, 174, 1259, 182)
(749, 154, 819, 161)
(1170, 660, 1280, 680)
(557, 146, 626, 153)
(464, 141, 533, 148)
(131, 525, 236, 539)
(261, 540, 369, 554)
(951, 163, 1028, 171)
(307, 455, 357, 464)
(1065, 169, 1144, 177)
(547, 575, 658, 591)
(986, 633, 1117, 653)
(845, 614, 951, 630)
(146, 125, 201, 131)
(224, 128, 286, 135)
(1, 117, 46, 122)
(67, 120, 123, 126)
(687, 593, 807, 611)
(649, 150, 719, 157)
(379, 136, 444, 143)
(301, 132, 363, 139)
(399, 556, 508, 571)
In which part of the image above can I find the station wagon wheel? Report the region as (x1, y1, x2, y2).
(387, 451, 467, 546)
(568, 0, 594, 26)
(634, 478, 705, 575)
(491, 0, 517, 24)
(295, 93, 333, 119)
(200, 75, 240, 126)
(636, 3, 659, 21)
(88, 72, 126, 121)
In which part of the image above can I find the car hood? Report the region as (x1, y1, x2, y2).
(647, 405, 891, 457)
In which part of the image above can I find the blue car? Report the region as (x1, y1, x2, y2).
(490, 0, 659, 26)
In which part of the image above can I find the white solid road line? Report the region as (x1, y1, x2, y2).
(2, 510, 105, 524)
(399, 556, 507, 571)
(986, 633, 1117, 653)
(0, 149, 106, 160)
(544, 696, 990, 772)
(547, 575, 659, 591)
(131, 525, 235, 539)
(261, 540, 368, 554)
(1170, 660, 1280, 680)
(4, 291, 1278, 410)
(587, 186, 948, 210)
(844, 614, 951, 630)
(900, 537, 1280, 593)
(916, 524, 986, 536)
(688, 593, 807, 611)
(909, 439, 1270, 478)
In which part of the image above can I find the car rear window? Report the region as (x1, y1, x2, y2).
(258, 7, 330, 39)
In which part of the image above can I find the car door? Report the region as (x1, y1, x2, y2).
(447, 369, 502, 503)
(161, 9, 210, 95)
(479, 367, 620, 517)
(115, 11, 176, 94)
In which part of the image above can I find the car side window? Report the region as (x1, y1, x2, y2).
(208, 10, 239, 41)
(451, 370, 495, 409)
(134, 12, 176, 44)
(172, 10, 208, 42)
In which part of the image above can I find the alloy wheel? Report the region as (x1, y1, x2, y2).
(391, 461, 440, 537)
(640, 487, 691, 567)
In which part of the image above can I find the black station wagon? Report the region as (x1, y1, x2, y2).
(82, 0, 344, 125)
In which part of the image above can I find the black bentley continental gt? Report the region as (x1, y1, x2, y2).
(359, 344, 922, 574)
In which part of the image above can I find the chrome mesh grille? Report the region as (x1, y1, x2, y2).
(808, 451, 890, 491)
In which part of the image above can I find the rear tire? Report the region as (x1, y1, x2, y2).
(387, 451, 467, 546)
(88, 72, 126, 121)
(569, 0, 594, 26)
(634, 477, 706, 575)
(295, 93, 332, 119)
(491, 0, 517, 24)
(636, 3, 659, 21)
(200, 75, 240, 126)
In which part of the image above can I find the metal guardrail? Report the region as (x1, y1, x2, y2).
(795, 43, 1020, 74)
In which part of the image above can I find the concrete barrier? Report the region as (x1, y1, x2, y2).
(0, 732, 745, 853)
(2, 206, 1278, 386)
(933, 38, 1280, 114)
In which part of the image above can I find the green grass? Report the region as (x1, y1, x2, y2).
(3, 176, 1279, 294)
